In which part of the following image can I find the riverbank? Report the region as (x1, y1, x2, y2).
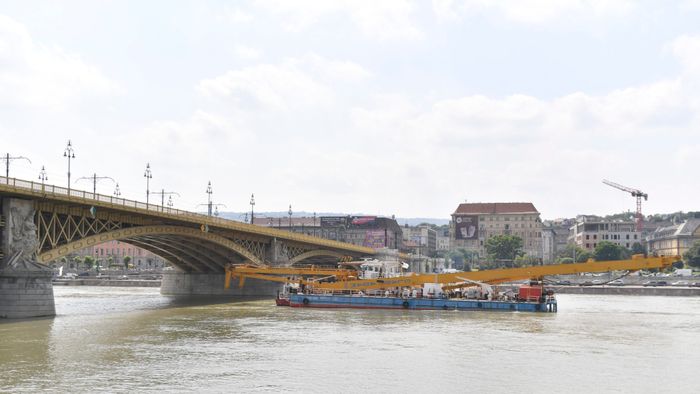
(52, 279, 161, 287)
(51, 279, 700, 296)
(551, 285, 700, 296)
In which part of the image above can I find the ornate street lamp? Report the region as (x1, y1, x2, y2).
(250, 193, 255, 224)
(63, 140, 75, 191)
(144, 163, 152, 204)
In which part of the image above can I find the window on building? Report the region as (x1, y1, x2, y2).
(586, 243, 590, 248)
(593, 235, 597, 240)
(586, 235, 590, 240)
(634, 234, 638, 239)
(626, 234, 630, 240)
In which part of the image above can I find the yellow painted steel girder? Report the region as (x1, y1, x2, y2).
(227, 255, 679, 291)
(225, 265, 357, 289)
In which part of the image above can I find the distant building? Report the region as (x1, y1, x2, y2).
(646, 219, 700, 257)
(570, 215, 640, 251)
(253, 215, 403, 250)
(72, 240, 168, 269)
(436, 228, 450, 252)
(542, 218, 575, 263)
(450, 202, 543, 260)
(541, 226, 556, 264)
(402, 225, 437, 256)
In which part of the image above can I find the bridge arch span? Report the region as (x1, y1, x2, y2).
(37, 225, 267, 269)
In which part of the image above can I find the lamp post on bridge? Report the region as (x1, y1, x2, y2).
(38, 166, 48, 190)
(76, 173, 115, 195)
(250, 193, 255, 225)
(167, 195, 174, 208)
(144, 163, 152, 204)
(63, 140, 75, 192)
(206, 181, 213, 216)
(288, 204, 293, 231)
(152, 189, 180, 211)
(2, 153, 31, 179)
(313, 212, 317, 237)
(114, 183, 121, 197)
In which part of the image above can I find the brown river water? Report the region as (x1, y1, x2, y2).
(1, 287, 699, 393)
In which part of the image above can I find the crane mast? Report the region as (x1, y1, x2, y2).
(602, 179, 648, 232)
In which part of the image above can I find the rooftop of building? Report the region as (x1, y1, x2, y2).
(453, 202, 539, 215)
(647, 218, 700, 240)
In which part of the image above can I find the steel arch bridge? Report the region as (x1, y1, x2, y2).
(0, 177, 375, 272)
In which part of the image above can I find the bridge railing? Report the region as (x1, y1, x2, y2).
(1, 175, 211, 220)
(0, 175, 376, 254)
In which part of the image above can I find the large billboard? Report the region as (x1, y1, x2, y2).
(320, 216, 348, 228)
(363, 229, 386, 248)
(455, 215, 478, 240)
(350, 216, 377, 227)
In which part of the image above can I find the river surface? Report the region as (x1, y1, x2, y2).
(1, 287, 699, 393)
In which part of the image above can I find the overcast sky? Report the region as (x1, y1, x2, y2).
(1, 1, 699, 220)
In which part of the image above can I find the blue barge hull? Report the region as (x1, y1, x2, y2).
(288, 294, 556, 312)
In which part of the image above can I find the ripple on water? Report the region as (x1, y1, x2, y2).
(1, 289, 699, 393)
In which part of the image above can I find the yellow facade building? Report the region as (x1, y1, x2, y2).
(646, 219, 700, 257)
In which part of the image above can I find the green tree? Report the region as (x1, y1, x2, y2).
(123, 256, 132, 270)
(558, 244, 590, 262)
(485, 235, 523, 261)
(72, 255, 83, 265)
(514, 254, 539, 267)
(684, 241, 700, 268)
(447, 250, 464, 269)
(577, 250, 594, 262)
(83, 255, 95, 271)
(458, 248, 478, 271)
(630, 242, 646, 256)
(594, 241, 629, 261)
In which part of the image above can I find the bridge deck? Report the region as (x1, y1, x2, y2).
(0, 176, 375, 255)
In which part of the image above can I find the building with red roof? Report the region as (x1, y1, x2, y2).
(451, 202, 543, 261)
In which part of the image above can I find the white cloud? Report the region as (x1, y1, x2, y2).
(222, 7, 254, 23)
(233, 45, 262, 60)
(669, 35, 700, 74)
(254, 0, 423, 40)
(432, 0, 636, 26)
(196, 54, 370, 111)
(0, 14, 120, 110)
(133, 32, 700, 217)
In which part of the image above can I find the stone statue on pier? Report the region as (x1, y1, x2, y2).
(1, 199, 44, 271)
(0, 197, 56, 318)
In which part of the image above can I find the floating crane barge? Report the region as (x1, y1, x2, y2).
(224, 255, 678, 313)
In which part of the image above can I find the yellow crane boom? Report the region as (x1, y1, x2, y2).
(225, 255, 679, 291)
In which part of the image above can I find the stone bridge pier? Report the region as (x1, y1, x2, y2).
(0, 198, 56, 319)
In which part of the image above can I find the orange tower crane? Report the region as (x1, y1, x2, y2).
(602, 179, 648, 232)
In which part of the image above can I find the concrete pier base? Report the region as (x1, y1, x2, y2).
(160, 271, 282, 297)
(1, 197, 56, 319)
(0, 268, 55, 319)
